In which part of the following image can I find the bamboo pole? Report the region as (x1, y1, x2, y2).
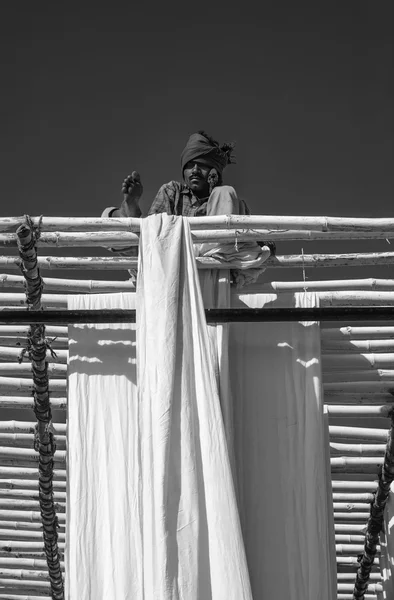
(0, 378, 66, 394)
(323, 353, 394, 370)
(337, 594, 378, 600)
(0, 294, 67, 307)
(336, 544, 380, 555)
(0, 347, 67, 363)
(0, 480, 66, 491)
(335, 524, 368, 533)
(333, 494, 375, 502)
(0, 490, 66, 501)
(16, 223, 64, 600)
(333, 503, 371, 513)
(337, 573, 381, 582)
(325, 391, 394, 403)
(0, 468, 66, 481)
(0, 557, 56, 570)
(0, 448, 66, 465)
(353, 410, 394, 598)
(0, 511, 65, 523)
(5, 250, 394, 271)
(330, 443, 386, 457)
(0, 434, 66, 449)
(0, 326, 67, 337)
(4, 214, 394, 232)
(252, 278, 394, 292)
(0, 542, 64, 553)
(0, 578, 50, 588)
(0, 273, 133, 293)
(334, 513, 372, 521)
(325, 406, 392, 417)
(0, 423, 66, 435)
(0, 595, 51, 600)
(331, 457, 384, 473)
(329, 426, 388, 442)
(322, 326, 394, 339)
(337, 557, 379, 566)
(0, 337, 68, 349)
(0, 398, 66, 410)
(0, 529, 65, 540)
(0, 364, 67, 377)
(339, 583, 382, 593)
(336, 535, 372, 544)
(332, 482, 378, 492)
(325, 382, 394, 393)
(322, 339, 394, 353)
(0, 500, 65, 513)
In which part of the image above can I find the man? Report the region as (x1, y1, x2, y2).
(102, 131, 273, 284)
(102, 130, 250, 220)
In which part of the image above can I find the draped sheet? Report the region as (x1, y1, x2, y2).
(380, 486, 394, 598)
(66, 214, 252, 599)
(228, 291, 337, 600)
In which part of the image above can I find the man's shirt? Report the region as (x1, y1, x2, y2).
(148, 181, 211, 217)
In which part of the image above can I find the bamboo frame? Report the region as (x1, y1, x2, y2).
(353, 411, 394, 598)
(0, 378, 66, 394)
(333, 494, 375, 502)
(0, 542, 64, 552)
(0, 434, 66, 450)
(0, 347, 67, 364)
(0, 448, 66, 465)
(330, 443, 386, 457)
(325, 406, 392, 417)
(0, 511, 65, 523)
(0, 364, 66, 377)
(322, 339, 394, 353)
(0, 490, 66, 501)
(322, 326, 394, 339)
(16, 223, 64, 600)
(331, 458, 384, 473)
(0, 529, 65, 540)
(0, 480, 66, 491)
(0, 468, 66, 480)
(329, 426, 388, 442)
(332, 482, 378, 492)
(0, 423, 66, 435)
(0, 398, 66, 410)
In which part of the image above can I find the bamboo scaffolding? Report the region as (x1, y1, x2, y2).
(335, 524, 368, 533)
(331, 458, 384, 473)
(336, 535, 373, 544)
(4, 214, 394, 233)
(339, 583, 382, 593)
(0, 326, 67, 337)
(0, 347, 67, 363)
(334, 513, 372, 521)
(16, 223, 64, 600)
(322, 326, 394, 339)
(325, 406, 392, 417)
(338, 594, 378, 600)
(329, 426, 388, 442)
(0, 577, 50, 588)
(325, 391, 394, 402)
(0, 423, 66, 435)
(323, 370, 394, 384)
(0, 273, 133, 293)
(334, 494, 375, 503)
(0, 552, 63, 561)
(0, 557, 56, 570)
(333, 503, 371, 513)
(0, 523, 62, 534)
(0, 531, 65, 542)
(351, 410, 394, 597)
(0, 434, 66, 450)
(0, 595, 51, 600)
(253, 278, 394, 292)
(325, 382, 394, 393)
(0, 481, 65, 491)
(337, 557, 379, 566)
(0, 398, 66, 410)
(0, 294, 67, 307)
(337, 573, 381, 582)
(336, 544, 380, 555)
(0, 337, 68, 349)
(331, 443, 386, 457)
(0, 500, 65, 514)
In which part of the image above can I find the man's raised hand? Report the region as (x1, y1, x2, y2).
(122, 171, 143, 201)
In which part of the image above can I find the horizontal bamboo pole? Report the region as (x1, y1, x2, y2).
(329, 426, 388, 442)
(0, 378, 66, 394)
(335, 524, 368, 533)
(0, 511, 65, 523)
(324, 370, 394, 383)
(333, 493, 375, 502)
(4, 214, 394, 233)
(0, 500, 65, 514)
(0, 398, 66, 410)
(0, 326, 67, 337)
(0, 434, 66, 450)
(0, 558, 49, 571)
(0, 490, 66, 502)
(326, 405, 393, 417)
(336, 556, 379, 565)
(0, 530, 65, 542)
(330, 443, 386, 456)
(252, 278, 394, 293)
(5, 251, 394, 271)
(337, 594, 378, 600)
(333, 503, 371, 513)
(0, 423, 66, 435)
(0, 552, 63, 561)
(338, 583, 382, 593)
(0, 596, 51, 600)
(0, 577, 50, 588)
(0, 273, 133, 293)
(0, 347, 67, 363)
(325, 391, 394, 402)
(0, 468, 66, 481)
(325, 381, 394, 393)
(322, 339, 394, 353)
(334, 512, 372, 521)
(0, 542, 64, 553)
(0, 522, 62, 533)
(323, 353, 394, 370)
(337, 573, 381, 582)
(0, 337, 68, 349)
(331, 457, 383, 472)
(0, 448, 66, 466)
(0, 294, 67, 307)
(0, 480, 66, 491)
(336, 544, 380, 555)
(335, 535, 372, 544)
(0, 364, 67, 377)
(332, 481, 378, 492)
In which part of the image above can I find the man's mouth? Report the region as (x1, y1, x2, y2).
(190, 176, 201, 182)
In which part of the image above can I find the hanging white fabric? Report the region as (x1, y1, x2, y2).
(228, 291, 337, 600)
(379, 484, 394, 598)
(66, 213, 252, 600)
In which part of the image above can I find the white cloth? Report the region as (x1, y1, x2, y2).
(228, 291, 337, 600)
(380, 485, 394, 598)
(66, 213, 252, 600)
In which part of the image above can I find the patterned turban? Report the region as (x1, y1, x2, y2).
(180, 131, 235, 174)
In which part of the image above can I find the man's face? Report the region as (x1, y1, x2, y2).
(183, 160, 211, 197)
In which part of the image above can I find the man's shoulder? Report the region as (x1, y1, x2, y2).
(158, 181, 187, 194)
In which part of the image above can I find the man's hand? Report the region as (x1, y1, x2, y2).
(120, 171, 143, 217)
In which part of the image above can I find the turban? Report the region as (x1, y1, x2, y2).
(180, 131, 235, 174)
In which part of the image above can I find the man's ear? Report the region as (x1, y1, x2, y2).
(207, 168, 220, 192)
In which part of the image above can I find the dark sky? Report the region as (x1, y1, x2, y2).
(1, 2, 392, 220)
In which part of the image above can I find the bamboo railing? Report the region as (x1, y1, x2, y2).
(2, 215, 394, 597)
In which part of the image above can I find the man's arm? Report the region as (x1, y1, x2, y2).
(107, 171, 143, 218)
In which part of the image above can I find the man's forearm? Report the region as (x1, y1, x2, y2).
(119, 198, 142, 218)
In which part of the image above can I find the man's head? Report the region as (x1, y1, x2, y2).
(180, 131, 235, 198)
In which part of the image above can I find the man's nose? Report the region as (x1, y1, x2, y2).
(191, 163, 201, 173)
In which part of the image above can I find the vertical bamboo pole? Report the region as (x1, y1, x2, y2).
(353, 409, 394, 598)
(16, 218, 64, 600)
